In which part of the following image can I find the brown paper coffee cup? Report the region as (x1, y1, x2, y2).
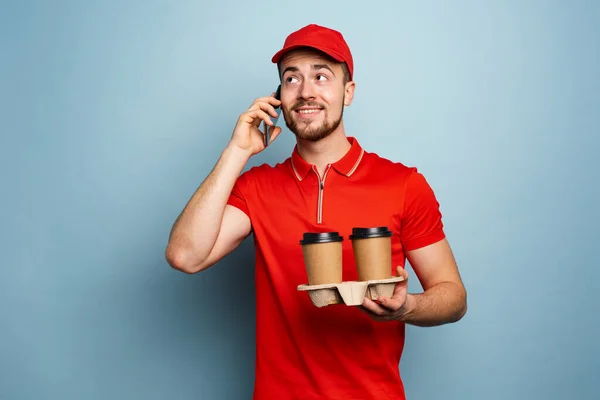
(350, 227, 393, 281)
(300, 232, 344, 285)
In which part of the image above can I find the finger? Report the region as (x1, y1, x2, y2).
(357, 305, 393, 322)
(378, 295, 403, 311)
(397, 266, 409, 279)
(248, 101, 280, 119)
(377, 268, 408, 309)
(243, 109, 273, 128)
(267, 126, 282, 144)
(250, 97, 282, 114)
(251, 94, 281, 105)
(361, 298, 392, 316)
(391, 267, 409, 295)
(375, 267, 409, 310)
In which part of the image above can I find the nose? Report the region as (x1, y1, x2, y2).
(298, 81, 316, 100)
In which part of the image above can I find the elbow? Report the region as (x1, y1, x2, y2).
(453, 301, 468, 322)
(165, 245, 205, 274)
(452, 290, 468, 322)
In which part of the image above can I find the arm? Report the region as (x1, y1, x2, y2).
(360, 169, 466, 325)
(165, 145, 252, 274)
(165, 94, 282, 273)
(400, 238, 467, 326)
(360, 238, 467, 326)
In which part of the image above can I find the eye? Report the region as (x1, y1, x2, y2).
(286, 76, 299, 83)
(316, 74, 328, 81)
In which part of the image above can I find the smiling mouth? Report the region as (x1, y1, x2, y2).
(295, 108, 323, 115)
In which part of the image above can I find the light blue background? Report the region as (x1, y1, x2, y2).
(1, 1, 599, 399)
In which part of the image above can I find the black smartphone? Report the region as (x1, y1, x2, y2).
(264, 85, 281, 147)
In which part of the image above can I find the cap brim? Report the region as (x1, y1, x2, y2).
(271, 44, 346, 64)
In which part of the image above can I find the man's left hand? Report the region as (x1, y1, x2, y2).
(359, 266, 412, 322)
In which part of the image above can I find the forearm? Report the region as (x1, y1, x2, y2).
(399, 282, 467, 327)
(166, 144, 250, 269)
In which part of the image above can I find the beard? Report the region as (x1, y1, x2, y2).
(283, 101, 344, 142)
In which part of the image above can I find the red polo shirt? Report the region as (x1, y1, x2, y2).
(227, 136, 445, 400)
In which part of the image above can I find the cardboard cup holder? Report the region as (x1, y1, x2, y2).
(298, 227, 401, 308)
(297, 276, 404, 308)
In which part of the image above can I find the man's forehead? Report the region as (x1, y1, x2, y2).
(280, 48, 337, 65)
(279, 48, 337, 68)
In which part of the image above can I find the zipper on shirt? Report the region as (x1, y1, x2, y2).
(314, 165, 332, 224)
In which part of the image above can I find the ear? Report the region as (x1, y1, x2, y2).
(343, 81, 356, 106)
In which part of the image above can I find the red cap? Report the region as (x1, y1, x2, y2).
(271, 24, 354, 80)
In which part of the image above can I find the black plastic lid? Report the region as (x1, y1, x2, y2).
(300, 232, 344, 245)
(349, 227, 392, 240)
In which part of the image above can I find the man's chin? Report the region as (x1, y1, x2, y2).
(284, 109, 343, 142)
(291, 127, 334, 142)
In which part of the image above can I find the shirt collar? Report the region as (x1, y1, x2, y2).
(290, 136, 365, 181)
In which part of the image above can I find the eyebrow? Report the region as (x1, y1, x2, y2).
(312, 64, 335, 76)
(281, 64, 336, 77)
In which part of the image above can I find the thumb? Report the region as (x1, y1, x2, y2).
(396, 266, 408, 280)
(267, 126, 282, 144)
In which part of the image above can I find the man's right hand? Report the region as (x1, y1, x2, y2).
(229, 94, 283, 156)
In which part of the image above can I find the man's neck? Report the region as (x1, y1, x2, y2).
(296, 127, 351, 177)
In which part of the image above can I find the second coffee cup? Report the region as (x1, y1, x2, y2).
(350, 227, 393, 281)
(300, 232, 344, 285)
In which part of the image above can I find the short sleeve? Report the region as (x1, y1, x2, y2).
(227, 173, 250, 217)
(400, 169, 446, 251)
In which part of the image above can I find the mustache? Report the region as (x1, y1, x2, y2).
(291, 101, 325, 110)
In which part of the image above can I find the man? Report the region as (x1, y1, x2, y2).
(166, 24, 467, 400)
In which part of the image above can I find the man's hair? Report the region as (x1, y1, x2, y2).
(277, 48, 351, 85)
